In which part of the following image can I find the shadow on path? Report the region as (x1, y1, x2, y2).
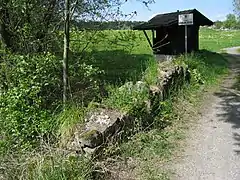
(214, 53, 240, 155)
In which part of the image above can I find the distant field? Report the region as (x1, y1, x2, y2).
(71, 27, 240, 54)
(199, 27, 240, 51)
(70, 30, 153, 84)
(69, 28, 240, 85)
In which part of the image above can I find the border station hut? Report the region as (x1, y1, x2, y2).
(133, 9, 213, 55)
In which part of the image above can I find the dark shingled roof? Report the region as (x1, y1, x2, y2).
(133, 9, 213, 30)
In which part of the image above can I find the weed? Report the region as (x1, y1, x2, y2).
(0, 148, 93, 180)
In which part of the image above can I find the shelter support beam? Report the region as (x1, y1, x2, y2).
(143, 30, 153, 49)
(185, 25, 188, 54)
(152, 30, 155, 45)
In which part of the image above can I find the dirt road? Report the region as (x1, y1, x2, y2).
(173, 47, 240, 180)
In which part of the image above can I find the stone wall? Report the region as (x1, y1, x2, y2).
(66, 63, 190, 155)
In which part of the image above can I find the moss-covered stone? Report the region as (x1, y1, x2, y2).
(79, 130, 103, 148)
(66, 65, 190, 155)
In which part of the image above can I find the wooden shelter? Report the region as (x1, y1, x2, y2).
(133, 9, 213, 55)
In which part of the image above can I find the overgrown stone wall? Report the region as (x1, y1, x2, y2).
(66, 63, 190, 155)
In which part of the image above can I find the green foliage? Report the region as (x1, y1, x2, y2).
(103, 81, 149, 113)
(176, 51, 228, 85)
(143, 58, 158, 85)
(0, 0, 63, 53)
(214, 21, 224, 29)
(56, 104, 97, 147)
(234, 0, 240, 17)
(0, 53, 62, 148)
(73, 20, 145, 30)
(70, 30, 152, 86)
(224, 14, 240, 29)
(154, 100, 175, 128)
(1, 0, 139, 53)
(69, 60, 104, 104)
(214, 14, 240, 29)
(1, 151, 93, 180)
(190, 68, 205, 84)
(0, 26, 238, 179)
(103, 50, 229, 179)
(0, 51, 105, 149)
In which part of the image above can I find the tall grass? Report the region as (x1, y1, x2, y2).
(1, 149, 93, 180)
(0, 28, 237, 180)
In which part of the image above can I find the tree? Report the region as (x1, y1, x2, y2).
(63, 0, 70, 105)
(0, 0, 155, 52)
(62, 0, 155, 104)
(0, 0, 15, 51)
(0, 0, 155, 104)
(223, 14, 238, 29)
(234, 0, 240, 16)
(214, 20, 224, 29)
(0, 0, 63, 53)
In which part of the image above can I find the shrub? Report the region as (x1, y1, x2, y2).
(0, 51, 104, 149)
(0, 53, 61, 149)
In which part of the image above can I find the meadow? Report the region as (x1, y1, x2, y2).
(200, 27, 240, 51)
(0, 27, 240, 179)
(68, 27, 240, 92)
(68, 27, 240, 179)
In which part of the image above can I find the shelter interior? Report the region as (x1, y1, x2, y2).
(133, 9, 213, 55)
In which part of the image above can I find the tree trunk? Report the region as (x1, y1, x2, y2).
(63, 0, 70, 105)
(0, 7, 13, 51)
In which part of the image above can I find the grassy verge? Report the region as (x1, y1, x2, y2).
(1, 149, 94, 180)
(1, 51, 227, 180)
(1, 28, 237, 179)
(97, 50, 229, 180)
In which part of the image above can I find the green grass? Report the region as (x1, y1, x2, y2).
(56, 105, 90, 147)
(1, 150, 93, 180)
(1, 27, 240, 180)
(87, 28, 238, 179)
(99, 50, 229, 179)
(43, 28, 239, 179)
(69, 27, 240, 86)
(70, 30, 153, 85)
(200, 28, 240, 51)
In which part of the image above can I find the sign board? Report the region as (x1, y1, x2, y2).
(178, 14, 193, 26)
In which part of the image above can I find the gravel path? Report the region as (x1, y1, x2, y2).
(173, 47, 240, 180)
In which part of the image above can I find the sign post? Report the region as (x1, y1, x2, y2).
(178, 14, 193, 55)
(185, 25, 187, 54)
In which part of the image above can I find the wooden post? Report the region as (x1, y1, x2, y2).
(185, 25, 188, 55)
(152, 30, 155, 45)
(178, 13, 193, 56)
(63, 0, 70, 106)
(143, 30, 153, 48)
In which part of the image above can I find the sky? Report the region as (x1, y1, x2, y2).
(121, 0, 234, 22)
